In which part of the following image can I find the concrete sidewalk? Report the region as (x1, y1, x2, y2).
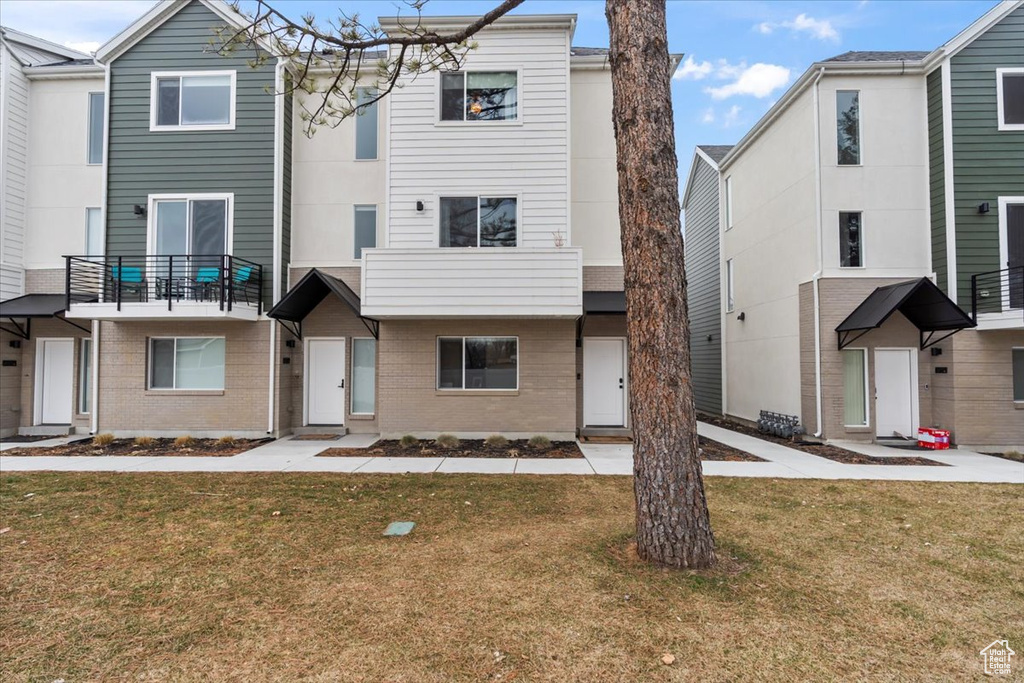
(1, 425, 1021, 482)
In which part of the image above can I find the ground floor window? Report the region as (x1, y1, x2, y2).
(437, 336, 518, 390)
(842, 348, 868, 426)
(351, 338, 376, 414)
(78, 338, 92, 414)
(149, 337, 225, 390)
(1013, 348, 1024, 401)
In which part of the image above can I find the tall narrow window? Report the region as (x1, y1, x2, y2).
(843, 349, 868, 426)
(724, 176, 733, 229)
(839, 212, 863, 268)
(725, 258, 735, 312)
(149, 337, 225, 390)
(440, 71, 518, 122)
(439, 196, 517, 247)
(837, 90, 860, 165)
(78, 338, 92, 414)
(87, 92, 104, 164)
(996, 68, 1024, 131)
(355, 87, 378, 159)
(1013, 348, 1024, 401)
(437, 337, 518, 390)
(85, 208, 103, 256)
(353, 205, 377, 259)
(351, 338, 376, 414)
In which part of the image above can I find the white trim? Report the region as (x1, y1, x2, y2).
(90, 321, 99, 434)
(436, 336, 520, 391)
(149, 70, 237, 132)
(838, 211, 866, 269)
(303, 336, 347, 426)
(34, 338, 74, 426)
(77, 337, 92, 415)
(435, 68, 524, 127)
(564, 31, 572, 248)
(86, 91, 104, 165)
(996, 67, 1024, 131)
(350, 337, 376, 416)
(725, 258, 734, 313)
(681, 147, 720, 210)
(841, 347, 870, 428)
(145, 193, 235, 257)
(147, 336, 227, 391)
(835, 89, 862, 166)
(998, 196, 1024, 313)
(922, 1, 1024, 69)
(582, 336, 629, 428)
(435, 193, 522, 248)
(941, 59, 958, 301)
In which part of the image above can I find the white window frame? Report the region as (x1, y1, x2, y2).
(149, 70, 237, 132)
(996, 67, 1024, 132)
(147, 336, 226, 391)
(1013, 346, 1024, 403)
(842, 347, 870, 427)
(353, 204, 378, 260)
(85, 207, 104, 257)
(354, 86, 379, 160)
(350, 337, 376, 415)
(146, 193, 234, 256)
(724, 176, 733, 230)
(87, 91, 104, 165)
(839, 210, 866, 269)
(998, 196, 1024, 314)
(436, 336, 519, 391)
(725, 258, 734, 313)
(435, 193, 521, 248)
(436, 68, 523, 126)
(78, 338, 92, 415)
(836, 89, 862, 166)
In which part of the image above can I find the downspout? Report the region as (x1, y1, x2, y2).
(267, 58, 285, 435)
(92, 60, 111, 436)
(811, 66, 825, 438)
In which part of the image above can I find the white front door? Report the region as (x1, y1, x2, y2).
(584, 338, 627, 427)
(874, 348, 917, 438)
(306, 339, 346, 425)
(36, 339, 74, 425)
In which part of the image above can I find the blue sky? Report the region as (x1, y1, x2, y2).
(2, 0, 998, 186)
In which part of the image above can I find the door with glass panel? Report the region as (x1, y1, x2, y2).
(152, 197, 228, 299)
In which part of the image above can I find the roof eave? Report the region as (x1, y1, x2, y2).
(24, 63, 104, 79)
(681, 146, 721, 210)
(378, 14, 578, 34)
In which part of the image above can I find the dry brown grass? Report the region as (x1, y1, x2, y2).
(1, 474, 1021, 681)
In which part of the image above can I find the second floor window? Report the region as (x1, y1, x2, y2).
(839, 211, 863, 268)
(353, 205, 377, 259)
(355, 87, 378, 159)
(997, 68, 1024, 131)
(87, 92, 104, 164)
(439, 196, 517, 248)
(152, 72, 235, 130)
(441, 71, 518, 122)
(837, 90, 860, 165)
(151, 195, 230, 258)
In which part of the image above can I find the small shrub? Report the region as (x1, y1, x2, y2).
(484, 434, 509, 448)
(399, 434, 418, 449)
(133, 436, 156, 447)
(435, 433, 459, 448)
(92, 433, 115, 447)
(173, 435, 196, 449)
(1003, 450, 1023, 463)
(528, 435, 552, 450)
(217, 435, 237, 447)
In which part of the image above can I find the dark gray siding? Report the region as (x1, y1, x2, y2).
(949, 5, 1024, 305)
(106, 0, 276, 303)
(683, 155, 723, 414)
(927, 68, 947, 294)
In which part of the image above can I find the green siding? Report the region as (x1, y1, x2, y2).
(948, 5, 1024, 305)
(106, 0, 277, 304)
(281, 82, 292, 292)
(927, 68, 947, 294)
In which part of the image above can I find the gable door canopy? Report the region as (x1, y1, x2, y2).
(835, 278, 976, 350)
(0, 294, 91, 340)
(267, 268, 378, 339)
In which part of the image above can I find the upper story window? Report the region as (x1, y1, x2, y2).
(837, 90, 860, 165)
(353, 205, 377, 259)
(151, 71, 236, 131)
(440, 71, 518, 122)
(996, 68, 1024, 131)
(87, 92, 104, 164)
(355, 87, 378, 159)
(439, 196, 517, 247)
(725, 258, 734, 312)
(85, 208, 103, 257)
(150, 194, 231, 257)
(724, 176, 733, 230)
(839, 211, 863, 268)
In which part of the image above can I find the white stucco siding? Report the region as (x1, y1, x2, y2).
(386, 27, 570, 249)
(24, 76, 103, 270)
(1, 45, 30, 298)
(818, 74, 931, 278)
(289, 89, 386, 270)
(570, 68, 620, 266)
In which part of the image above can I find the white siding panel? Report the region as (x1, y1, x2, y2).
(1, 45, 29, 298)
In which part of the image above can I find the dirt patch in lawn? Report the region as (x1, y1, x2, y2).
(320, 439, 585, 459)
(699, 437, 765, 462)
(1, 437, 273, 457)
(699, 413, 947, 466)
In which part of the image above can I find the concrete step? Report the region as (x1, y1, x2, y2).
(18, 425, 72, 437)
(291, 426, 348, 437)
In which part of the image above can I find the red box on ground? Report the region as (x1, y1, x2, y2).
(917, 427, 950, 450)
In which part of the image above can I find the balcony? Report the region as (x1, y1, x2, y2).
(360, 247, 583, 318)
(65, 255, 264, 321)
(971, 266, 1023, 330)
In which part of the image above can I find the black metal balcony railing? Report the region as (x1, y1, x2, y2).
(971, 266, 1023, 324)
(65, 254, 263, 314)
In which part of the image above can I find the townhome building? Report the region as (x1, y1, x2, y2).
(683, 0, 1024, 452)
(1, 0, 674, 440)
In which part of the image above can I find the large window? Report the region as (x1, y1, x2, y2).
(78, 338, 92, 414)
(837, 90, 860, 165)
(439, 196, 517, 247)
(149, 337, 225, 390)
(351, 338, 376, 414)
(87, 92, 104, 164)
(85, 208, 103, 256)
(353, 205, 377, 259)
(440, 71, 518, 122)
(1013, 348, 1024, 402)
(839, 212, 863, 268)
(997, 68, 1024, 131)
(355, 87, 378, 159)
(151, 71, 235, 130)
(150, 195, 230, 257)
(437, 337, 518, 390)
(843, 349, 868, 426)
(725, 258, 734, 312)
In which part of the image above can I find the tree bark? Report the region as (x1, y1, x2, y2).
(606, 0, 715, 569)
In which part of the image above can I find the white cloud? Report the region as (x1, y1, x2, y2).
(723, 105, 742, 128)
(705, 63, 791, 100)
(756, 22, 774, 35)
(64, 41, 101, 55)
(757, 13, 840, 42)
(701, 108, 715, 124)
(673, 55, 714, 81)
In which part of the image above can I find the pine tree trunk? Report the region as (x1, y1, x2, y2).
(606, 0, 715, 569)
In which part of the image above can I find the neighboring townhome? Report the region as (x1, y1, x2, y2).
(683, 0, 1023, 452)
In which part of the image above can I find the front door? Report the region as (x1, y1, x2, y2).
(306, 339, 346, 425)
(36, 339, 74, 425)
(874, 348, 917, 438)
(584, 338, 627, 427)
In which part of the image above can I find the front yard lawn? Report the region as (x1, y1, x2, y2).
(1, 474, 1020, 681)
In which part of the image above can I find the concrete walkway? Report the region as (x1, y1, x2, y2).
(1, 425, 1021, 483)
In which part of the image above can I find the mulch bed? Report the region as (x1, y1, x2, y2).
(699, 437, 765, 462)
(698, 413, 948, 467)
(983, 451, 1024, 463)
(320, 439, 585, 459)
(0, 435, 55, 444)
(2, 437, 273, 458)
